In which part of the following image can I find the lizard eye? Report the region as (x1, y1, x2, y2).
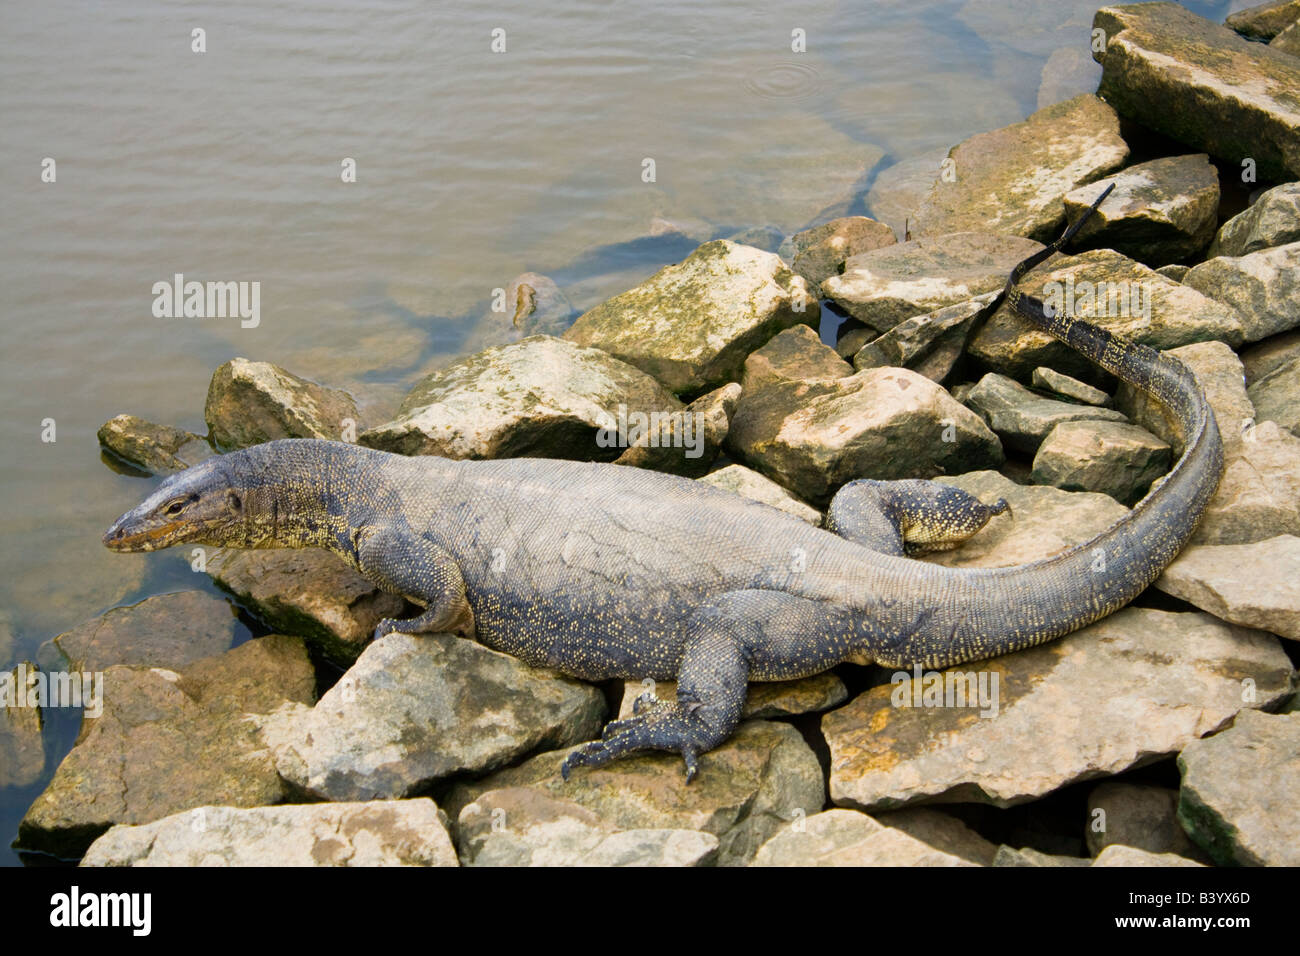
(162, 493, 199, 517)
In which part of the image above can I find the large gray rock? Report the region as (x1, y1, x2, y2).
(1183, 242, 1300, 343)
(751, 810, 977, 867)
(457, 788, 719, 867)
(1031, 420, 1171, 505)
(43, 590, 240, 674)
(359, 335, 687, 461)
(1247, 355, 1300, 437)
(1094, 3, 1300, 181)
(738, 324, 852, 397)
(18, 635, 316, 859)
(965, 373, 1128, 454)
(259, 632, 604, 802)
(697, 464, 822, 525)
(823, 608, 1292, 811)
(205, 358, 358, 450)
(97, 415, 211, 475)
(1061, 154, 1219, 265)
(564, 240, 815, 395)
(1194, 420, 1300, 545)
(1225, 0, 1300, 41)
(1208, 182, 1300, 258)
(787, 217, 897, 288)
(910, 94, 1129, 242)
(728, 366, 1004, 506)
(1085, 782, 1204, 860)
(1177, 709, 1300, 866)
(852, 293, 999, 384)
(822, 232, 1043, 332)
(924, 470, 1129, 569)
(1157, 535, 1300, 640)
(968, 249, 1245, 381)
(0, 662, 44, 788)
(442, 720, 824, 867)
(81, 799, 459, 867)
(207, 548, 407, 666)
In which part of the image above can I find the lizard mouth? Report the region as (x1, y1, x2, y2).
(102, 513, 191, 553)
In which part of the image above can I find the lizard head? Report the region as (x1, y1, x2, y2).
(103, 456, 247, 553)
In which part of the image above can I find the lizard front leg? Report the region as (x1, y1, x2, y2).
(355, 524, 475, 640)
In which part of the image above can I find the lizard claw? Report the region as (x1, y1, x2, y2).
(559, 705, 709, 783)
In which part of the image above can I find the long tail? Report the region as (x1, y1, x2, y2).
(877, 186, 1225, 668)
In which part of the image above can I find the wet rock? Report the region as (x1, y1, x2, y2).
(442, 720, 824, 867)
(564, 240, 815, 395)
(1225, 0, 1300, 41)
(1031, 420, 1171, 505)
(464, 273, 576, 351)
(1115, 341, 1254, 457)
(752, 810, 977, 866)
(1157, 535, 1300, 640)
(728, 366, 1003, 506)
(852, 293, 998, 385)
(910, 94, 1128, 242)
(697, 464, 822, 525)
(1241, 328, 1300, 385)
(1177, 709, 1300, 866)
(873, 806, 999, 865)
(864, 147, 951, 239)
(360, 335, 685, 461)
(1208, 182, 1300, 258)
(823, 608, 1292, 812)
(204, 358, 358, 450)
(81, 798, 458, 867)
(0, 662, 44, 788)
(1183, 242, 1300, 343)
(1247, 356, 1300, 437)
(726, 225, 784, 253)
(616, 672, 847, 722)
(1061, 154, 1219, 265)
(206, 548, 407, 666)
(966, 373, 1128, 454)
(1094, 3, 1300, 181)
(456, 788, 719, 867)
(969, 249, 1245, 381)
(612, 382, 738, 478)
(18, 635, 316, 859)
(97, 415, 211, 475)
(43, 591, 240, 674)
(787, 217, 897, 288)
(822, 232, 1043, 332)
(1092, 845, 1205, 866)
(1194, 421, 1300, 545)
(1085, 782, 1204, 859)
(1031, 366, 1110, 406)
(258, 632, 604, 801)
(1037, 45, 1104, 110)
(739, 325, 851, 397)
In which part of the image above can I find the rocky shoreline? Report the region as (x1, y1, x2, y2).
(6, 1, 1300, 867)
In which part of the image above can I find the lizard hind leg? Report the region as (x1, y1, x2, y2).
(827, 478, 1009, 556)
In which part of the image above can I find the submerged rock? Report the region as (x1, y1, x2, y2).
(751, 810, 976, 866)
(823, 608, 1292, 812)
(697, 464, 822, 525)
(863, 147, 951, 239)
(1177, 709, 1300, 866)
(564, 240, 815, 395)
(1060, 154, 1219, 265)
(360, 335, 685, 462)
(81, 799, 459, 867)
(1208, 182, 1300, 258)
(1183, 242, 1300, 343)
(965, 372, 1128, 454)
(1094, 3, 1300, 181)
(464, 273, 577, 352)
(207, 548, 407, 666)
(1157, 535, 1300, 640)
(97, 415, 211, 475)
(910, 94, 1128, 242)
(205, 358, 358, 450)
(822, 232, 1043, 332)
(442, 720, 824, 867)
(258, 632, 605, 801)
(1031, 420, 1171, 505)
(787, 216, 897, 288)
(18, 635, 316, 859)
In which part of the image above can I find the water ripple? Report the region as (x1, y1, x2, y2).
(744, 61, 822, 100)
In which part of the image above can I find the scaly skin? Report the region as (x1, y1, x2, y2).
(104, 189, 1223, 781)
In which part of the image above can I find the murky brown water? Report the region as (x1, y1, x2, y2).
(0, 0, 1238, 862)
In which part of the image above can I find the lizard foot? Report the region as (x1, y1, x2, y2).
(559, 702, 710, 783)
